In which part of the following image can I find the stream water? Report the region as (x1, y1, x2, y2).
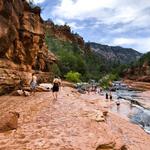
(109, 90, 150, 134)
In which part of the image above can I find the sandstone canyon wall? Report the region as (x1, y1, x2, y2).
(125, 63, 150, 82)
(45, 20, 85, 50)
(124, 52, 150, 82)
(0, 0, 56, 95)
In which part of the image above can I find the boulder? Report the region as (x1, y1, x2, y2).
(0, 111, 20, 132)
(11, 90, 30, 96)
(39, 83, 53, 90)
(102, 110, 108, 117)
(89, 111, 105, 122)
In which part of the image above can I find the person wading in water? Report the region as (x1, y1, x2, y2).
(52, 76, 61, 100)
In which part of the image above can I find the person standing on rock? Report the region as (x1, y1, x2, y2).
(109, 92, 112, 100)
(105, 92, 108, 100)
(52, 76, 61, 100)
(30, 73, 37, 95)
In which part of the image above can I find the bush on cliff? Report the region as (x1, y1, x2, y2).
(138, 52, 150, 66)
(45, 34, 87, 76)
(51, 64, 61, 76)
(45, 33, 123, 81)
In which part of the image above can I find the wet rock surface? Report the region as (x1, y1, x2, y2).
(124, 80, 150, 91)
(104, 86, 150, 134)
(0, 87, 150, 150)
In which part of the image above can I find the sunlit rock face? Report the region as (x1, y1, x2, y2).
(44, 20, 85, 50)
(124, 56, 150, 82)
(0, 0, 56, 95)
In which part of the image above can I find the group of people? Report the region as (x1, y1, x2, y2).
(19, 74, 117, 104)
(19, 73, 61, 100)
(105, 92, 112, 100)
(86, 86, 103, 94)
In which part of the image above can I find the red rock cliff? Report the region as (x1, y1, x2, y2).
(0, 0, 56, 95)
(124, 53, 150, 82)
(45, 20, 85, 50)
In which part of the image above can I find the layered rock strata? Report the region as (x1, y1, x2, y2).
(45, 20, 85, 50)
(0, 0, 56, 94)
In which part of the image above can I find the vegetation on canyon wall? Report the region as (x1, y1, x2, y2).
(0, 0, 144, 96)
(45, 32, 134, 86)
(44, 18, 141, 84)
(135, 52, 150, 67)
(124, 52, 150, 82)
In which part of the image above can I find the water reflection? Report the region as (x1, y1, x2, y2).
(117, 105, 120, 113)
(109, 90, 150, 134)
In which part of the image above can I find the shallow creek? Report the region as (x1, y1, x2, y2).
(108, 90, 150, 134)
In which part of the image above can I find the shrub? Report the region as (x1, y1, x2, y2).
(65, 71, 81, 83)
(51, 64, 61, 76)
(99, 73, 119, 89)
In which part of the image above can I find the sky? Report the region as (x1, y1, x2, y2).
(32, 0, 150, 53)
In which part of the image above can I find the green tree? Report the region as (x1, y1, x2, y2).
(65, 71, 81, 83)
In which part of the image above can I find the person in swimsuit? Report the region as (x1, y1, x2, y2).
(52, 76, 61, 100)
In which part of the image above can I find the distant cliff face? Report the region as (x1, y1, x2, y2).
(88, 42, 142, 64)
(44, 20, 85, 50)
(44, 21, 142, 65)
(44, 21, 143, 80)
(0, 0, 56, 95)
(124, 52, 150, 82)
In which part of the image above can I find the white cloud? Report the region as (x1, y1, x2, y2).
(68, 22, 85, 30)
(52, 0, 117, 19)
(26, 0, 46, 4)
(52, 0, 92, 18)
(41, 0, 150, 53)
(54, 18, 65, 25)
(112, 37, 150, 53)
(54, 19, 85, 30)
(52, 0, 150, 26)
(112, 38, 136, 45)
(34, 0, 45, 3)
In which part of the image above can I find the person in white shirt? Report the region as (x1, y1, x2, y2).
(30, 73, 37, 95)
